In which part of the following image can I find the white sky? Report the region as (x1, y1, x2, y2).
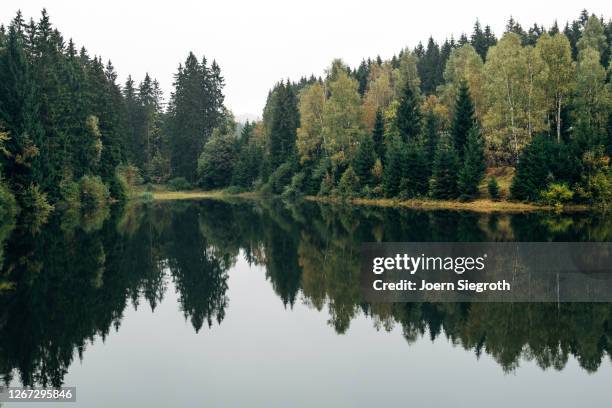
(1, 1, 610, 119)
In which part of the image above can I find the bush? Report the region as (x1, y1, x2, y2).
(542, 183, 574, 209)
(167, 177, 192, 191)
(488, 176, 500, 200)
(80, 175, 110, 210)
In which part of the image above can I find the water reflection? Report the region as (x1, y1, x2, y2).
(0, 199, 611, 387)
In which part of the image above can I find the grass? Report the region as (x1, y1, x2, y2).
(150, 188, 263, 201)
(304, 195, 579, 213)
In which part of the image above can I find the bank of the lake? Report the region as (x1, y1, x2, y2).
(149, 189, 591, 213)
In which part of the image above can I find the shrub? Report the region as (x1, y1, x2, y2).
(115, 164, 143, 197)
(167, 177, 192, 191)
(541, 183, 574, 209)
(488, 176, 500, 200)
(80, 175, 110, 210)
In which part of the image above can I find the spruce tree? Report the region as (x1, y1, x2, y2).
(266, 81, 299, 169)
(372, 110, 385, 161)
(451, 81, 476, 158)
(353, 134, 376, 188)
(510, 136, 553, 201)
(395, 81, 421, 143)
(430, 136, 460, 199)
(423, 109, 439, 166)
(458, 126, 486, 200)
(382, 135, 405, 197)
(402, 141, 430, 197)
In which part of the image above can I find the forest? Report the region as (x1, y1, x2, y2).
(1, 9, 612, 222)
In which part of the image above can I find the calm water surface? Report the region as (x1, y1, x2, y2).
(0, 199, 611, 407)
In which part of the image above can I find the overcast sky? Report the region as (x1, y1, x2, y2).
(1, 1, 609, 119)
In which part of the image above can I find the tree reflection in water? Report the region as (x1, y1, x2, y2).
(0, 199, 611, 386)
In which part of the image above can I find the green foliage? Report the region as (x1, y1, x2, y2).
(575, 147, 612, 206)
(353, 134, 376, 188)
(372, 110, 386, 161)
(541, 183, 574, 209)
(79, 175, 110, 210)
(382, 135, 405, 197)
(167, 53, 225, 182)
(401, 142, 430, 198)
(197, 129, 237, 190)
(488, 176, 500, 200)
(511, 136, 554, 201)
(266, 161, 296, 195)
(337, 166, 359, 198)
(395, 81, 421, 143)
(451, 82, 476, 157)
(265, 82, 299, 169)
(0, 180, 18, 220)
(458, 126, 486, 200)
(59, 177, 81, 209)
(232, 141, 262, 189)
(167, 177, 192, 191)
(430, 136, 460, 199)
(20, 183, 53, 222)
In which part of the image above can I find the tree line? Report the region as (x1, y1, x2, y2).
(1, 9, 611, 214)
(0, 9, 228, 221)
(201, 10, 612, 207)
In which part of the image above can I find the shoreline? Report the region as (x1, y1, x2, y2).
(149, 190, 592, 213)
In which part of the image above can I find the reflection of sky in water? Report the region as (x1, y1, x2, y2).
(11, 255, 611, 408)
(2, 200, 611, 407)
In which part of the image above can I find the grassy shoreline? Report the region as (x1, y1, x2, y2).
(149, 189, 592, 213)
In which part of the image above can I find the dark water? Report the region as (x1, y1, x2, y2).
(0, 199, 611, 407)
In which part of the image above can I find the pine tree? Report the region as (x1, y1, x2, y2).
(266, 81, 299, 169)
(418, 37, 441, 94)
(353, 133, 376, 188)
(458, 126, 486, 199)
(168, 53, 225, 182)
(510, 136, 553, 201)
(372, 110, 385, 161)
(451, 81, 476, 158)
(402, 141, 430, 197)
(395, 81, 421, 143)
(430, 136, 460, 199)
(382, 135, 405, 197)
(423, 109, 439, 166)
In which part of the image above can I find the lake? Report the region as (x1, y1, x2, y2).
(1, 199, 611, 407)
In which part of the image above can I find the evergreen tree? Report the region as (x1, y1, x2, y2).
(372, 110, 385, 161)
(418, 37, 441, 94)
(451, 81, 476, 158)
(266, 81, 299, 169)
(510, 136, 554, 201)
(353, 133, 376, 188)
(197, 129, 236, 189)
(168, 53, 225, 182)
(395, 81, 421, 143)
(382, 135, 405, 197)
(423, 109, 439, 165)
(430, 136, 460, 199)
(402, 141, 430, 197)
(458, 126, 486, 199)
